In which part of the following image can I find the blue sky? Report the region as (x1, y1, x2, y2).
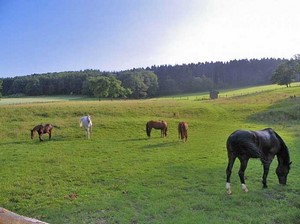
(1, 0, 299, 77)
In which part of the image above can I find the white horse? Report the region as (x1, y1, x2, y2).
(80, 115, 92, 139)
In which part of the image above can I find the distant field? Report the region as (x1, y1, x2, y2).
(0, 84, 299, 223)
(0, 96, 91, 105)
(160, 82, 300, 100)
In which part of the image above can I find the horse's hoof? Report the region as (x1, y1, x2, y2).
(226, 189, 232, 195)
(242, 184, 248, 192)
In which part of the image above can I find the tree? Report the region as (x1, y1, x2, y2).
(117, 70, 159, 98)
(25, 78, 41, 95)
(87, 76, 131, 99)
(271, 57, 299, 87)
(0, 79, 3, 97)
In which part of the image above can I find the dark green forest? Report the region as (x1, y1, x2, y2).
(1, 58, 288, 98)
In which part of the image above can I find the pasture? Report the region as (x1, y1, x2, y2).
(0, 85, 299, 223)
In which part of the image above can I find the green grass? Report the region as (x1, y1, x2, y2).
(0, 85, 299, 223)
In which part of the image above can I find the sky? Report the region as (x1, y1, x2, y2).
(1, 0, 300, 78)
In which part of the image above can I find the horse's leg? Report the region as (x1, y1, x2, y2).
(262, 162, 271, 188)
(180, 129, 183, 141)
(49, 131, 52, 140)
(86, 129, 89, 139)
(185, 130, 188, 142)
(183, 129, 187, 142)
(39, 134, 43, 141)
(226, 155, 236, 195)
(238, 157, 249, 192)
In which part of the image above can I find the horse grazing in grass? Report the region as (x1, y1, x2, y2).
(31, 124, 59, 141)
(178, 122, 188, 142)
(146, 120, 168, 138)
(80, 115, 92, 139)
(226, 128, 292, 195)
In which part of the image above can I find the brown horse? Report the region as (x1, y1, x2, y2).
(31, 124, 59, 141)
(178, 122, 188, 142)
(146, 120, 168, 137)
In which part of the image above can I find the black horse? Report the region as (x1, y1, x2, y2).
(226, 128, 291, 194)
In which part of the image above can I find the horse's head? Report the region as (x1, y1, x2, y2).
(146, 123, 150, 137)
(276, 162, 292, 185)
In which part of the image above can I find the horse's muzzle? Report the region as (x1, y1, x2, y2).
(278, 176, 287, 185)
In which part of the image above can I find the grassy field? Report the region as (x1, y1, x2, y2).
(0, 85, 299, 223)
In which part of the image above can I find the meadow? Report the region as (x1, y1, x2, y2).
(0, 84, 299, 223)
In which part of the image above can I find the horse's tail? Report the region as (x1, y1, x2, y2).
(181, 124, 185, 140)
(178, 123, 184, 140)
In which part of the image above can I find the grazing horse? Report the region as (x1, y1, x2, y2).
(178, 122, 188, 142)
(31, 124, 59, 141)
(146, 120, 168, 138)
(225, 128, 292, 194)
(80, 115, 92, 139)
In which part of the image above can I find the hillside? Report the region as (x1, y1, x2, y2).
(0, 85, 299, 223)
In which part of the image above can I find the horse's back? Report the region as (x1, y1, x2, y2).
(226, 129, 261, 158)
(227, 128, 282, 158)
(147, 120, 167, 129)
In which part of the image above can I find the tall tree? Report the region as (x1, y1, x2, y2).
(271, 58, 299, 87)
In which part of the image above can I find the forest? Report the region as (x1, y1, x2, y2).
(0, 58, 287, 98)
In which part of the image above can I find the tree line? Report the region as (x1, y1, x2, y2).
(1, 58, 298, 98)
(1, 70, 159, 99)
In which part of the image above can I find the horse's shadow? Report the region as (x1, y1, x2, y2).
(0, 141, 26, 146)
(140, 140, 178, 150)
(118, 138, 148, 142)
(0, 136, 68, 146)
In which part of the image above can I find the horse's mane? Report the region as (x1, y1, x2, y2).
(273, 130, 291, 166)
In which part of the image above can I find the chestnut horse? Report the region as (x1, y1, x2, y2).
(31, 124, 59, 141)
(178, 122, 188, 142)
(226, 128, 292, 194)
(146, 120, 168, 137)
